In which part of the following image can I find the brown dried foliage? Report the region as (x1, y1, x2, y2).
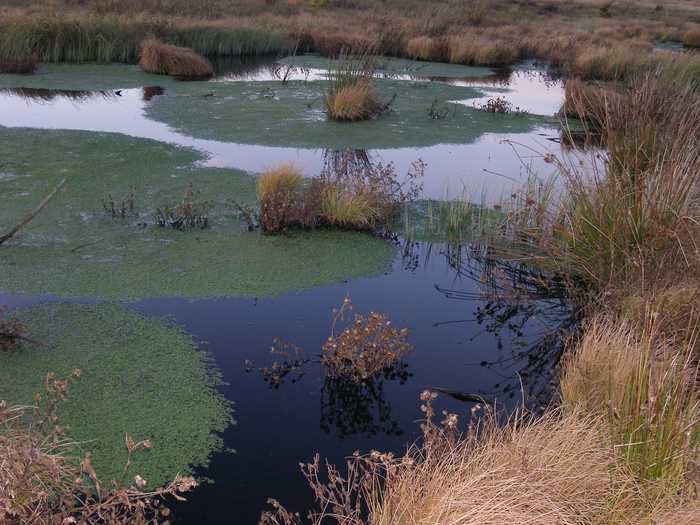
(139, 38, 213, 79)
(321, 296, 412, 381)
(0, 371, 197, 525)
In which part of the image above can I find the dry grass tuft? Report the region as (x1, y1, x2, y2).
(325, 80, 381, 122)
(256, 164, 318, 233)
(448, 36, 519, 66)
(319, 183, 378, 229)
(139, 37, 213, 79)
(682, 27, 700, 48)
(257, 164, 304, 202)
(261, 393, 623, 525)
(369, 408, 617, 525)
(560, 313, 700, 484)
(324, 49, 390, 122)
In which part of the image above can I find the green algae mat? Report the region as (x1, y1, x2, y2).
(0, 302, 231, 487)
(0, 127, 394, 299)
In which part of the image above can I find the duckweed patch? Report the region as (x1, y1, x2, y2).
(0, 128, 395, 299)
(0, 302, 231, 488)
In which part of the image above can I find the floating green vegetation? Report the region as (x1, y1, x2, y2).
(145, 75, 550, 149)
(0, 128, 395, 299)
(0, 302, 232, 488)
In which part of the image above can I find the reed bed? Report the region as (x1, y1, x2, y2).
(0, 15, 291, 64)
(5, 1, 700, 82)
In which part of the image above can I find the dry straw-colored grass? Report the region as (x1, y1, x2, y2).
(369, 408, 617, 525)
(325, 80, 381, 122)
(683, 27, 700, 48)
(257, 164, 303, 202)
(139, 37, 213, 79)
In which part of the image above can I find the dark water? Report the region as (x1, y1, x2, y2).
(0, 58, 576, 522)
(1, 242, 571, 523)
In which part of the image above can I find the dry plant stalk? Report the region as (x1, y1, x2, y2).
(0, 178, 66, 246)
(0, 371, 197, 524)
(321, 296, 412, 382)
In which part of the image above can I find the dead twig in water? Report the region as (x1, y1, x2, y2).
(0, 178, 66, 246)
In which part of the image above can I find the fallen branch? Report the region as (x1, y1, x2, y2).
(0, 178, 66, 246)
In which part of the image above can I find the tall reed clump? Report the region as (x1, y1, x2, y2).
(0, 371, 197, 524)
(514, 74, 700, 293)
(140, 37, 213, 78)
(324, 48, 388, 122)
(0, 15, 291, 65)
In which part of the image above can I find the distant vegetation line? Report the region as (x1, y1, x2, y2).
(0, 0, 699, 81)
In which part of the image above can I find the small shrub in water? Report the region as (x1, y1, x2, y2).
(0, 306, 25, 351)
(321, 296, 413, 381)
(477, 96, 523, 114)
(102, 189, 136, 219)
(154, 183, 212, 230)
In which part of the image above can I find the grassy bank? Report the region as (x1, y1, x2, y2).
(1, 1, 699, 80)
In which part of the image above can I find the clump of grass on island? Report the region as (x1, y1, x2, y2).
(324, 49, 392, 122)
(240, 154, 424, 234)
(139, 37, 213, 79)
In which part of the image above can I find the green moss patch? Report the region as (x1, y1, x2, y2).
(0, 302, 231, 487)
(0, 127, 395, 299)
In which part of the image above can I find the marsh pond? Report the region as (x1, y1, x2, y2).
(0, 56, 584, 522)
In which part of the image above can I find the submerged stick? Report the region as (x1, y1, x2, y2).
(0, 178, 66, 246)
